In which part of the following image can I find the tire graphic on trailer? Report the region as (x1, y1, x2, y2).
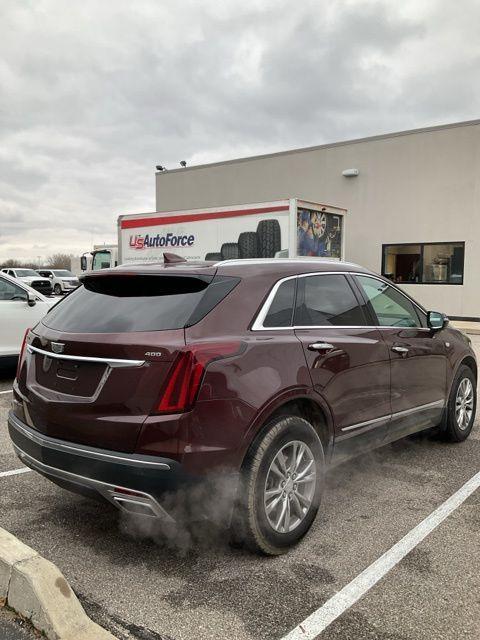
(205, 252, 223, 261)
(256, 220, 281, 258)
(221, 243, 239, 260)
(238, 232, 259, 259)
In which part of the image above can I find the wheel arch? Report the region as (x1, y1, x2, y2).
(240, 391, 334, 469)
(459, 355, 477, 380)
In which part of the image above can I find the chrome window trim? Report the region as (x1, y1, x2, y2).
(251, 271, 428, 331)
(27, 344, 145, 368)
(340, 399, 445, 433)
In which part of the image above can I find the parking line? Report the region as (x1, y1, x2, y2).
(282, 470, 480, 639)
(0, 389, 13, 395)
(0, 468, 31, 478)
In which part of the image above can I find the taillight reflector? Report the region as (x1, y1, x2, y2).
(155, 341, 243, 414)
(16, 329, 31, 381)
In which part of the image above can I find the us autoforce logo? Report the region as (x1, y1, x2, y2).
(129, 233, 195, 250)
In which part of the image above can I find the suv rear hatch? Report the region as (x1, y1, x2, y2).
(16, 269, 239, 453)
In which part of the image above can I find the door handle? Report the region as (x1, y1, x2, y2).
(392, 346, 409, 355)
(308, 342, 335, 353)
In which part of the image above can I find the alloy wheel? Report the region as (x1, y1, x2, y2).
(455, 377, 474, 431)
(264, 440, 316, 534)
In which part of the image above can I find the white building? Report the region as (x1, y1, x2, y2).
(155, 119, 480, 320)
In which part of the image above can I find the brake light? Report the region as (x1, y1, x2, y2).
(16, 329, 31, 381)
(155, 341, 243, 414)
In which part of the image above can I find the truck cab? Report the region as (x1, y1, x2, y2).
(80, 246, 118, 272)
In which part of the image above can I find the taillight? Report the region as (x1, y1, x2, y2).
(16, 329, 31, 381)
(155, 341, 243, 414)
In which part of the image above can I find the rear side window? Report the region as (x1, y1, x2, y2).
(295, 274, 366, 326)
(263, 279, 296, 327)
(42, 274, 238, 333)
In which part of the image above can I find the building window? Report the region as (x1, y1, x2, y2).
(382, 242, 465, 285)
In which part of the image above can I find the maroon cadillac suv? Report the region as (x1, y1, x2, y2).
(9, 257, 477, 554)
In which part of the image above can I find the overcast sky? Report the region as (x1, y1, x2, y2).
(1, 0, 480, 262)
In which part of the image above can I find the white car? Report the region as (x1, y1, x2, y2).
(1, 267, 53, 296)
(36, 269, 80, 295)
(0, 272, 55, 363)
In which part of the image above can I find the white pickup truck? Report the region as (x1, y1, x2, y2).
(1, 268, 53, 296)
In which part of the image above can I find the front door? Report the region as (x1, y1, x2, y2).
(354, 274, 447, 440)
(293, 273, 391, 459)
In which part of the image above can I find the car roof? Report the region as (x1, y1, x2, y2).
(107, 258, 371, 278)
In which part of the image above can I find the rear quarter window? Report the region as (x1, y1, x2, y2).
(42, 274, 238, 333)
(263, 279, 296, 327)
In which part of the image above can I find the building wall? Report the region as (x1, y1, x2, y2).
(156, 121, 480, 318)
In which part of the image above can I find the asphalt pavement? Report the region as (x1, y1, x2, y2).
(0, 608, 36, 639)
(0, 338, 479, 640)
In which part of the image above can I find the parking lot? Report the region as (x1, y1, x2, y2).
(1, 340, 479, 640)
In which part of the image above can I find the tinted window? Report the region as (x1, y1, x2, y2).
(357, 275, 420, 327)
(52, 270, 74, 277)
(263, 279, 296, 327)
(0, 277, 27, 301)
(42, 274, 237, 333)
(295, 274, 365, 326)
(383, 242, 464, 285)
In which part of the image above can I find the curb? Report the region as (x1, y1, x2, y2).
(0, 527, 117, 640)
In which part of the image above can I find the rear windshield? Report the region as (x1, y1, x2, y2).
(42, 274, 238, 333)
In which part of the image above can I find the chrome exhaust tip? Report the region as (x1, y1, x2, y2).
(104, 486, 175, 521)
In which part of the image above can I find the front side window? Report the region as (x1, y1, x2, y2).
(357, 275, 420, 328)
(383, 242, 464, 285)
(294, 274, 365, 327)
(0, 277, 27, 301)
(263, 279, 296, 327)
(92, 251, 111, 270)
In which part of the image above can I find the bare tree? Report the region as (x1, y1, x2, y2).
(1, 258, 22, 268)
(46, 253, 72, 269)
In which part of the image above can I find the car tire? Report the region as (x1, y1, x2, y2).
(53, 283, 62, 295)
(256, 219, 281, 258)
(231, 416, 324, 555)
(220, 243, 239, 260)
(238, 232, 259, 259)
(442, 364, 476, 442)
(204, 252, 223, 261)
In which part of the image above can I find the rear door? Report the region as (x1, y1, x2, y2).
(353, 274, 447, 439)
(293, 273, 391, 458)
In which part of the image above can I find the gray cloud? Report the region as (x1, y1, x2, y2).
(1, 0, 479, 260)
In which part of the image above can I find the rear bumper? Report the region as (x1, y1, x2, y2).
(8, 411, 185, 520)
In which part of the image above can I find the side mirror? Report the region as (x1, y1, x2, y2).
(27, 292, 37, 307)
(49, 274, 53, 279)
(80, 256, 87, 271)
(427, 311, 448, 331)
